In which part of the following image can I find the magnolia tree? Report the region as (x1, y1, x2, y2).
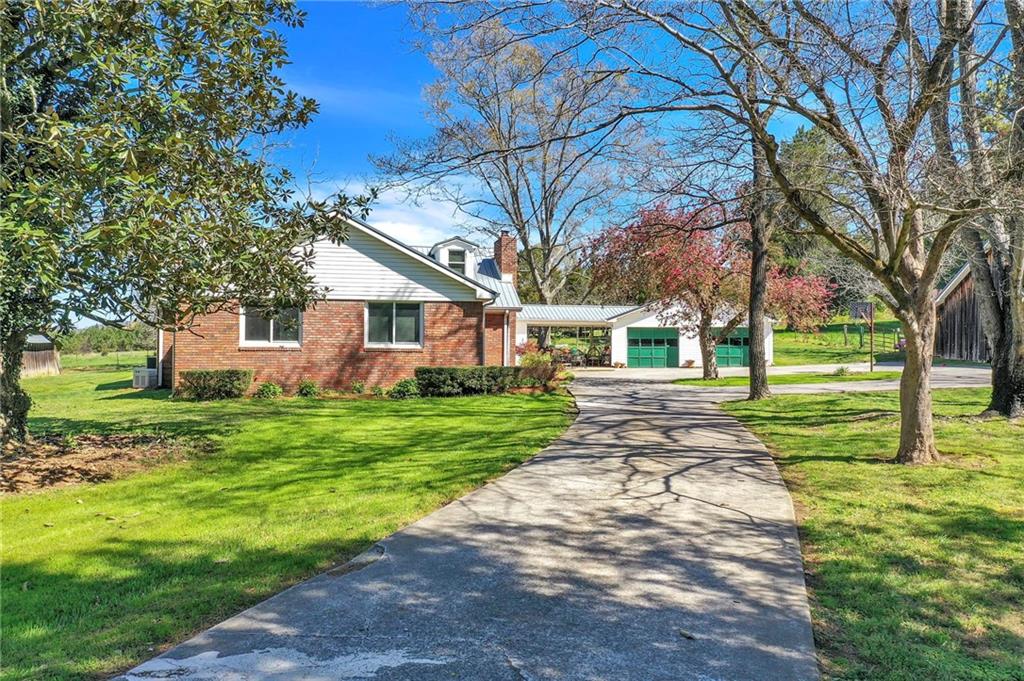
(0, 2, 367, 444)
(590, 206, 832, 379)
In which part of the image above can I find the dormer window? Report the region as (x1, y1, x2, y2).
(448, 249, 466, 275)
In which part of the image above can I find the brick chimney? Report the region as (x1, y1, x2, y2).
(494, 230, 517, 284)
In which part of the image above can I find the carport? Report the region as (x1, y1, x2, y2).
(516, 304, 773, 369)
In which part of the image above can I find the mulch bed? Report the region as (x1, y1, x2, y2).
(1, 434, 197, 494)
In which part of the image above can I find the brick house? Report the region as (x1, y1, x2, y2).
(157, 218, 521, 391)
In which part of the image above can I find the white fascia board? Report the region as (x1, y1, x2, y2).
(431, 236, 481, 250)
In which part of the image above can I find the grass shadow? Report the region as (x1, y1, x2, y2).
(95, 379, 134, 391)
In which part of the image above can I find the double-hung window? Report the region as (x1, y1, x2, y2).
(367, 302, 423, 346)
(447, 249, 466, 275)
(241, 307, 301, 345)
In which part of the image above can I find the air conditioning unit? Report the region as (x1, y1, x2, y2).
(132, 367, 158, 389)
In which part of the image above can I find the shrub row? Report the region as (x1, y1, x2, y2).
(177, 369, 254, 399)
(414, 366, 525, 397)
(177, 361, 559, 401)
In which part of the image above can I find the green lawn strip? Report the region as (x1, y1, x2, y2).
(674, 370, 903, 387)
(774, 322, 988, 368)
(60, 351, 151, 371)
(725, 389, 1024, 681)
(773, 321, 902, 366)
(3, 370, 573, 680)
(875, 352, 989, 368)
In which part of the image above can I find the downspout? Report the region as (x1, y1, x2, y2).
(503, 310, 510, 367)
(157, 329, 164, 387)
(480, 304, 488, 366)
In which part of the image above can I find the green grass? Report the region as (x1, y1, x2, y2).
(725, 389, 1024, 680)
(875, 352, 989, 368)
(673, 370, 903, 387)
(774, 321, 988, 368)
(773, 321, 902, 366)
(60, 351, 151, 371)
(2, 370, 573, 680)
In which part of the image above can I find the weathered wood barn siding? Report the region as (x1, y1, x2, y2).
(22, 338, 61, 377)
(935, 273, 990, 362)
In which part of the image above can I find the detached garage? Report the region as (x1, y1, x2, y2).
(515, 304, 772, 368)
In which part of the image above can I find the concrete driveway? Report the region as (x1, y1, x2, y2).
(120, 373, 821, 681)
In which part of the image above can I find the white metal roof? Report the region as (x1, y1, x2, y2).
(476, 258, 521, 310)
(518, 304, 642, 324)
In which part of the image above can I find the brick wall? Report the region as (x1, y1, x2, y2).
(170, 300, 485, 392)
(484, 312, 504, 366)
(483, 311, 518, 366)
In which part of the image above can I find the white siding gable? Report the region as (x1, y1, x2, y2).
(310, 229, 487, 302)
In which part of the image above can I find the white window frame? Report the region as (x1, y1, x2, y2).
(447, 248, 467, 275)
(239, 307, 302, 348)
(364, 301, 424, 349)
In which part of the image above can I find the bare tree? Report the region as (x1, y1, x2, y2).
(426, 1, 1006, 463)
(932, 0, 1024, 417)
(374, 19, 643, 303)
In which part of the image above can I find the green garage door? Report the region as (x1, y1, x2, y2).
(715, 328, 750, 367)
(627, 328, 679, 368)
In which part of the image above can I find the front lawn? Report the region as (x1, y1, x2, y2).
(725, 389, 1023, 680)
(2, 370, 573, 680)
(673, 370, 903, 387)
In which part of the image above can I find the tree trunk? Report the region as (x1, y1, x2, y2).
(746, 182, 771, 398)
(1, 331, 32, 445)
(988, 349, 1024, 417)
(538, 326, 551, 349)
(999, 0, 1024, 418)
(895, 304, 940, 464)
(985, 329, 1022, 416)
(1002, 350, 1024, 418)
(698, 313, 719, 380)
(953, 1, 1019, 417)
(746, 68, 771, 400)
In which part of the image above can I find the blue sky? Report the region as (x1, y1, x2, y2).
(274, 2, 462, 245)
(272, 2, 818, 249)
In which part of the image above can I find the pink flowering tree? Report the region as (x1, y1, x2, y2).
(590, 205, 832, 379)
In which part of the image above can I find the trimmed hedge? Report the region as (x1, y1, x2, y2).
(177, 369, 254, 400)
(415, 366, 522, 397)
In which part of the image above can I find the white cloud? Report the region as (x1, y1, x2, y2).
(308, 181, 485, 247)
(288, 81, 423, 125)
(368, 189, 475, 246)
